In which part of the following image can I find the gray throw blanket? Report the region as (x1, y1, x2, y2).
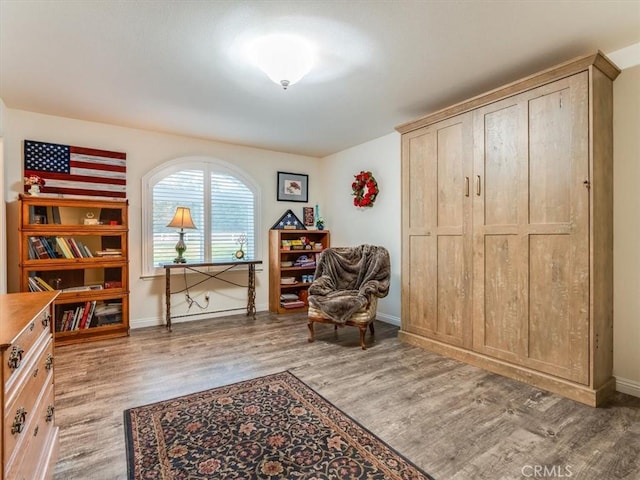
(308, 245, 390, 324)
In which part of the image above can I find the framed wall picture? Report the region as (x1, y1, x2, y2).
(277, 172, 308, 202)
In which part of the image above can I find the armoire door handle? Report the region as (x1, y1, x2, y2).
(476, 175, 481, 196)
(464, 177, 470, 197)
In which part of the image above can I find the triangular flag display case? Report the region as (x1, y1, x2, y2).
(271, 209, 306, 230)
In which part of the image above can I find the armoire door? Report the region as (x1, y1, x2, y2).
(402, 113, 473, 348)
(473, 72, 590, 384)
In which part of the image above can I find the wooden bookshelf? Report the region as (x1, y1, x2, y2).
(18, 195, 130, 345)
(269, 229, 330, 314)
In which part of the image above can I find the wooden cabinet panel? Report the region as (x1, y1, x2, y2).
(524, 73, 590, 384)
(402, 114, 472, 348)
(399, 52, 617, 406)
(436, 121, 466, 228)
(473, 73, 590, 381)
(472, 94, 528, 363)
(482, 103, 521, 226)
(481, 235, 523, 357)
(0, 291, 58, 479)
(406, 131, 432, 230)
(405, 235, 431, 336)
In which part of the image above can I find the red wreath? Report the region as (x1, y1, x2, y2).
(352, 171, 379, 207)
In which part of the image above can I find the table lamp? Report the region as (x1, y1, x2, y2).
(166, 207, 196, 263)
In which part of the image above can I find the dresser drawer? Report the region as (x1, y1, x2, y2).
(3, 335, 53, 468)
(3, 305, 51, 390)
(5, 380, 56, 480)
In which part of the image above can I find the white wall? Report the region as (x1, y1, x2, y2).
(2, 109, 323, 325)
(613, 64, 640, 397)
(321, 132, 401, 325)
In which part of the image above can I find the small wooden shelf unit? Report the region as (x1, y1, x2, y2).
(18, 195, 130, 346)
(269, 229, 330, 314)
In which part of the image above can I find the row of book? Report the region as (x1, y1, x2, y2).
(58, 301, 99, 331)
(27, 276, 122, 293)
(27, 275, 55, 292)
(27, 236, 94, 259)
(56, 302, 123, 331)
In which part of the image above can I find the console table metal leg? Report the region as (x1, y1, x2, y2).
(165, 269, 172, 332)
(247, 264, 256, 318)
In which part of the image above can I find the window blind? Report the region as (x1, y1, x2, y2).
(152, 168, 255, 267)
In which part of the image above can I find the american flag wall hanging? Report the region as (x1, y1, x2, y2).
(23, 140, 126, 198)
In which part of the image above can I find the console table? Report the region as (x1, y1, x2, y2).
(163, 260, 262, 332)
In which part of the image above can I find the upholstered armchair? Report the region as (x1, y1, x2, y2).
(307, 245, 390, 349)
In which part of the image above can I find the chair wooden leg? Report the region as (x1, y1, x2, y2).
(369, 322, 375, 335)
(359, 326, 367, 350)
(307, 321, 315, 343)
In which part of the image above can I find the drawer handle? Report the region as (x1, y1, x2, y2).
(29, 321, 35, 331)
(33, 367, 39, 378)
(42, 313, 51, 328)
(45, 354, 54, 371)
(12, 407, 27, 435)
(46, 405, 55, 422)
(8, 346, 24, 371)
(34, 425, 39, 437)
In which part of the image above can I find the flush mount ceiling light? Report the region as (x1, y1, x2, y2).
(247, 34, 315, 89)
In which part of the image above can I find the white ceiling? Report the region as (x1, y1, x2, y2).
(1, 1, 639, 158)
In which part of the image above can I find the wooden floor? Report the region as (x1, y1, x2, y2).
(53, 312, 640, 480)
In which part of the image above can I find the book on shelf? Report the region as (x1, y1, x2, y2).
(43, 237, 58, 258)
(67, 238, 83, 258)
(51, 206, 61, 224)
(94, 302, 123, 326)
(281, 300, 305, 309)
(95, 249, 123, 257)
(55, 237, 74, 258)
(29, 237, 51, 259)
(280, 293, 299, 301)
(104, 280, 122, 289)
(28, 276, 54, 292)
(34, 276, 54, 291)
(61, 284, 103, 293)
(79, 301, 96, 329)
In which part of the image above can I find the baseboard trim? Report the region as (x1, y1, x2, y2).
(375, 312, 400, 327)
(615, 376, 640, 398)
(131, 303, 269, 329)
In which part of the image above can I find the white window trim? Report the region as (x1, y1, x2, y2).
(141, 156, 262, 278)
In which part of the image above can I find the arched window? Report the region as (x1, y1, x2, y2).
(142, 157, 261, 276)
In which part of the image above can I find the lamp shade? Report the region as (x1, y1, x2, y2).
(167, 207, 197, 229)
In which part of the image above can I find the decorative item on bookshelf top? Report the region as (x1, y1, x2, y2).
(271, 209, 306, 230)
(24, 174, 45, 196)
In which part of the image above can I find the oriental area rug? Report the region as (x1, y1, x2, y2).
(124, 371, 434, 480)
